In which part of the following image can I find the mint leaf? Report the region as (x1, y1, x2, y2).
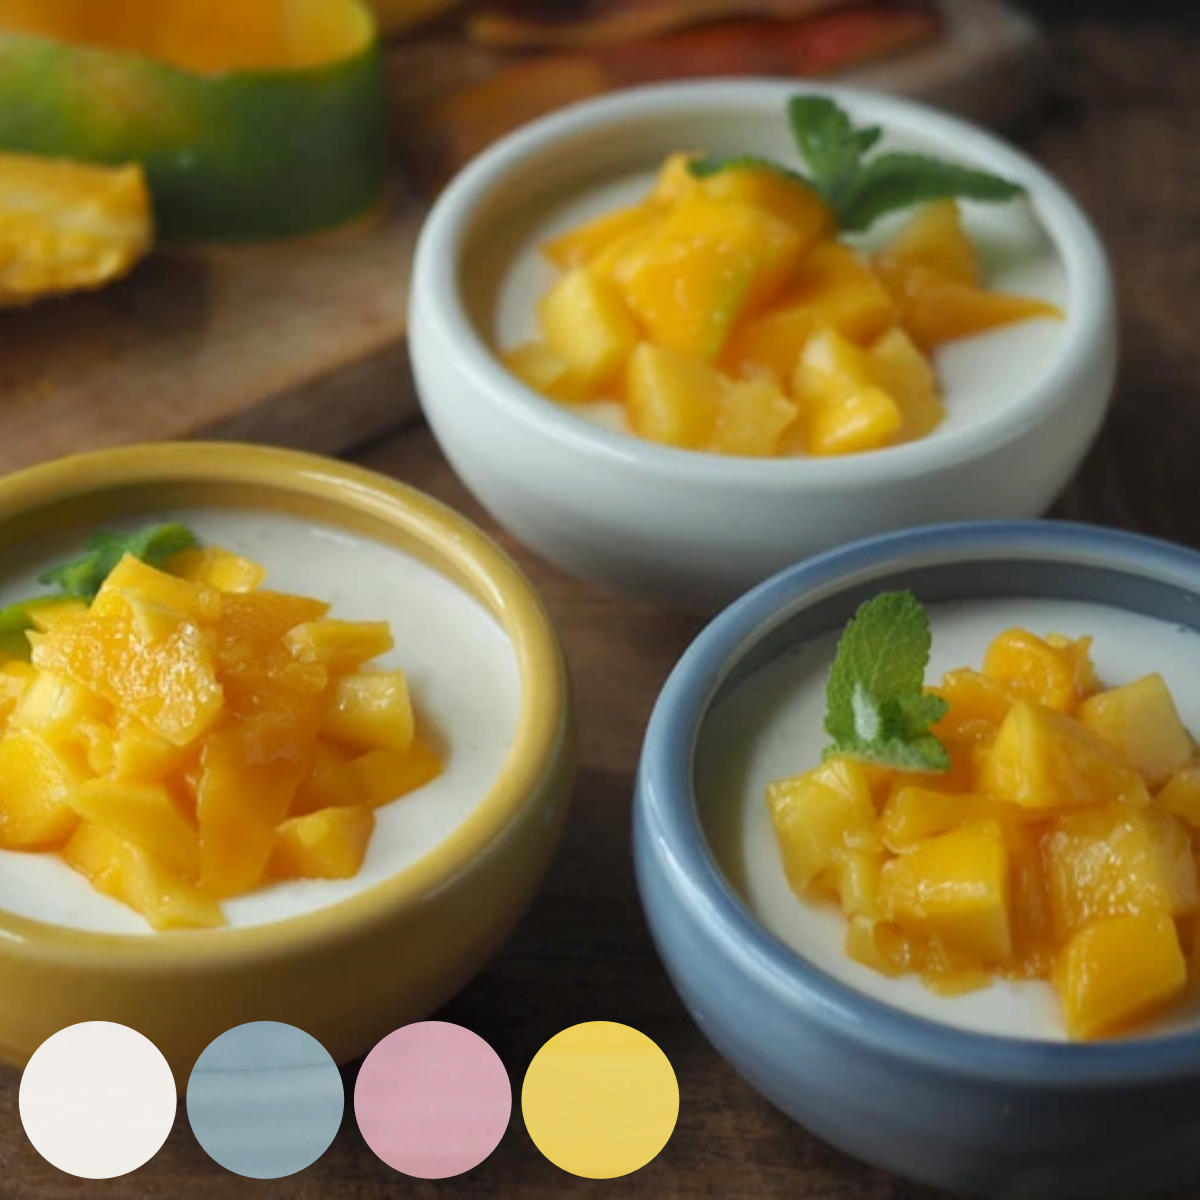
(687, 93, 1024, 232)
(823, 590, 949, 771)
(838, 153, 1025, 232)
(38, 522, 198, 601)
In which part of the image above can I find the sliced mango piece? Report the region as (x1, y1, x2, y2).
(26, 598, 89, 632)
(1055, 911, 1185, 1039)
(63, 821, 223, 931)
(164, 546, 266, 594)
(502, 341, 585, 402)
(929, 668, 1013, 744)
(721, 303, 813, 383)
(867, 327, 944, 442)
(10, 669, 108, 734)
(980, 701, 1150, 811)
(321, 670, 413, 753)
(707, 376, 798, 457)
(697, 165, 833, 247)
(269, 805, 375, 880)
(879, 199, 979, 285)
(285, 619, 394, 674)
(983, 628, 1091, 714)
(610, 195, 802, 360)
(1158, 764, 1200, 830)
(1078, 674, 1193, 786)
(350, 738, 443, 807)
(543, 203, 652, 270)
(625, 341, 720, 449)
(784, 241, 896, 344)
(538, 266, 639, 390)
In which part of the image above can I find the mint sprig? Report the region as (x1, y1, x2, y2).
(689, 94, 1024, 232)
(822, 590, 949, 772)
(39, 523, 197, 601)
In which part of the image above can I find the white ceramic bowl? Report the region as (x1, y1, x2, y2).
(410, 80, 1116, 612)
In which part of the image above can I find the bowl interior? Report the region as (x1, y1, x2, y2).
(461, 83, 1070, 448)
(691, 534, 1200, 1042)
(0, 451, 546, 942)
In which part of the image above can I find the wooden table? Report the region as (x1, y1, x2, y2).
(2, 10, 1198, 1198)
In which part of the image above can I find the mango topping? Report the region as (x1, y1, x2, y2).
(0, 539, 444, 930)
(768, 624, 1200, 1038)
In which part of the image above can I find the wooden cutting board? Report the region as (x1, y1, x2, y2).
(0, 0, 1044, 475)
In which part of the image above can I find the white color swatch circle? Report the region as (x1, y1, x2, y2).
(19, 1021, 177, 1178)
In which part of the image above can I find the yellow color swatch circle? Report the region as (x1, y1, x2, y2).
(521, 1021, 679, 1179)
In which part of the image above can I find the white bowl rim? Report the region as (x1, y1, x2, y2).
(413, 77, 1114, 490)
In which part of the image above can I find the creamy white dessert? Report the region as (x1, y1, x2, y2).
(695, 597, 1200, 1040)
(0, 508, 521, 935)
(491, 169, 1068, 445)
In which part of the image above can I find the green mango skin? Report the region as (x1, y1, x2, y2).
(0, 31, 388, 240)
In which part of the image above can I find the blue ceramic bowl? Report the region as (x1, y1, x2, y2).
(634, 521, 1200, 1197)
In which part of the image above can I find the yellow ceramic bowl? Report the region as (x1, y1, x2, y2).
(0, 443, 573, 1081)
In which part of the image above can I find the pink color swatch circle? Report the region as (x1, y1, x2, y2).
(354, 1021, 511, 1178)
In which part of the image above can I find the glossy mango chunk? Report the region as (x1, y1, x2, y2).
(877, 823, 1013, 964)
(625, 342, 720, 448)
(1055, 911, 1186, 1039)
(879, 786, 982, 852)
(68, 778, 199, 881)
(708, 376, 798, 457)
(269, 805, 374, 880)
(350, 738, 443, 807)
(109, 716, 195, 783)
(290, 738, 359, 815)
(930, 668, 1013, 744)
(543, 203, 652, 270)
(979, 701, 1150, 811)
(1041, 804, 1198, 943)
(0, 728, 82, 848)
(63, 821, 223, 931)
(878, 200, 980, 285)
(284, 619, 394, 674)
(196, 707, 315, 896)
(502, 341, 585, 402)
(610, 196, 803, 360)
(696, 165, 833, 247)
(26, 597, 89, 632)
(165, 545, 266, 594)
(0, 660, 35, 721)
(721, 303, 814, 383)
(322, 670, 414, 753)
(91, 553, 222, 634)
(9, 669, 109, 735)
(784, 241, 896, 345)
(867, 328, 944, 442)
(1158, 764, 1200, 830)
(538, 266, 639, 391)
(767, 757, 879, 896)
(1078, 673, 1193, 786)
(983, 628, 1092, 713)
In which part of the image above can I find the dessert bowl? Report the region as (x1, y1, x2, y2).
(634, 520, 1200, 1196)
(0, 443, 572, 1081)
(409, 79, 1115, 612)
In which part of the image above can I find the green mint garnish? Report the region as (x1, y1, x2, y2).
(822, 590, 949, 772)
(689, 94, 1024, 232)
(38, 522, 198, 602)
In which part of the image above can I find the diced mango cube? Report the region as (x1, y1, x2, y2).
(879, 786, 976, 852)
(833, 850, 882, 917)
(650, 151, 701, 207)
(877, 823, 1013, 964)
(610, 196, 802, 360)
(27, 597, 89, 632)
(930, 668, 1012, 744)
(980, 701, 1150, 811)
(350, 738, 443, 807)
(91, 553, 222, 631)
(1158, 764, 1200, 830)
(878, 200, 979, 285)
(63, 821, 223, 931)
(543, 203, 653, 270)
(767, 757, 879, 895)
(285, 620, 394, 674)
(1055, 910, 1185, 1039)
(269, 805, 375, 880)
(164, 546, 266, 594)
(1078, 673, 1193, 786)
(983, 628, 1091, 713)
(0, 728, 82, 848)
(721, 303, 814, 382)
(1041, 804, 1198, 942)
(867, 328, 944, 442)
(501, 341, 585, 402)
(10, 669, 108, 733)
(109, 717, 195, 783)
(68, 778, 199, 880)
(291, 738, 359, 815)
(0, 660, 35, 722)
(196, 708, 314, 896)
(322, 670, 414, 753)
(697, 165, 833, 247)
(708, 376, 798, 457)
(784, 241, 896, 344)
(538, 266, 638, 390)
(625, 342, 721, 449)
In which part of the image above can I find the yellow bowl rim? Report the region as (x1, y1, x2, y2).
(0, 442, 570, 967)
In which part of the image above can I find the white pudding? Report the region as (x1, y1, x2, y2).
(695, 598, 1200, 1040)
(0, 508, 521, 935)
(492, 161, 1067, 447)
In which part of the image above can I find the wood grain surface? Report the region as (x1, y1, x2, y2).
(2, 10, 1198, 1199)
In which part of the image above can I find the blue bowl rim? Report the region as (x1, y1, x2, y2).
(637, 519, 1200, 1085)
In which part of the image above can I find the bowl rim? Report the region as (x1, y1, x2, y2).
(413, 77, 1114, 490)
(636, 519, 1200, 1084)
(0, 442, 569, 965)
